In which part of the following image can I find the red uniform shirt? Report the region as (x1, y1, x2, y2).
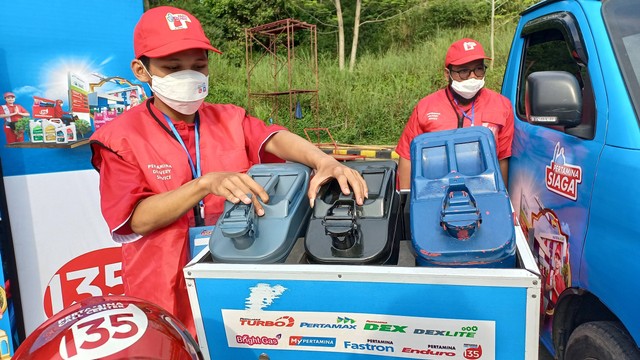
(90, 99, 285, 336)
(396, 88, 514, 160)
(1, 103, 28, 123)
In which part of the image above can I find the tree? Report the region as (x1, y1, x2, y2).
(75, 119, 91, 139)
(349, 0, 362, 72)
(348, 0, 426, 71)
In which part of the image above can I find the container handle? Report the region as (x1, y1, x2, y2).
(323, 199, 359, 250)
(440, 180, 481, 240)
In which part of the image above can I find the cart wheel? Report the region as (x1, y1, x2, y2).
(564, 321, 640, 360)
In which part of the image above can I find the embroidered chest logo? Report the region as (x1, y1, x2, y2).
(148, 163, 173, 181)
(425, 112, 440, 121)
(545, 143, 582, 201)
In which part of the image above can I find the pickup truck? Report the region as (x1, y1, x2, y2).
(502, 0, 640, 358)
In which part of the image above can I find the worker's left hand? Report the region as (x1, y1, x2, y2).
(307, 158, 368, 208)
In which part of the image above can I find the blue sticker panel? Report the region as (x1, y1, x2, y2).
(194, 278, 528, 360)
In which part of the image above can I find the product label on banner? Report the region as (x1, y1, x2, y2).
(221, 310, 495, 359)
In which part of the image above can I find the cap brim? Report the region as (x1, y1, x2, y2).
(449, 54, 492, 66)
(142, 39, 222, 58)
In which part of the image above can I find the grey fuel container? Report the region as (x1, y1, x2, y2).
(304, 160, 401, 265)
(209, 163, 311, 263)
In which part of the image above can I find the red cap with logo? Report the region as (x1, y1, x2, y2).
(3, 92, 15, 98)
(134, 6, 221, 58)
(445, 38, 491, 67)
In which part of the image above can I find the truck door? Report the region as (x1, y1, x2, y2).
(502, 6, 604, 350)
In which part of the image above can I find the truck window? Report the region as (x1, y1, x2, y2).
(603, 0, 640, 124)
(516, 28, 596, 138)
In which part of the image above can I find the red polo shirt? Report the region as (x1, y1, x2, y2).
(90, 99, 285, 336)
(396, 88, 514, 160)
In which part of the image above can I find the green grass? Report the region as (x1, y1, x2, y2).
(207, 24, 517, 145)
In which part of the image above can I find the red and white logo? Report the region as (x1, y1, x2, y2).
(239, 316, 295, 327)
(44, 247, 123, 317)
(464, 344, 483, 359)
(463, 42, 478, 51)
(545, 143, 582, 200)
(165, 13, 191, 30)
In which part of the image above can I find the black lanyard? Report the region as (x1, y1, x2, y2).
(446, 88, 475, 128)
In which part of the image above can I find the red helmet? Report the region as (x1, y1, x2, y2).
(13, 296, 202, 360)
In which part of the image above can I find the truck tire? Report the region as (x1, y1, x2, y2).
(565, 321, 640, 360)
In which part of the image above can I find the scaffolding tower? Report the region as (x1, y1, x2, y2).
(245, 19, 319, 131)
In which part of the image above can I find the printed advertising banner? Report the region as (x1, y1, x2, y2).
(0, 0, 145, 337)
(509, 122, 599, 345)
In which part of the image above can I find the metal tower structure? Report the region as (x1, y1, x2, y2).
(245, 19, 319, 131)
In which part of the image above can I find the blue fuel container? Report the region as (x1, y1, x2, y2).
(305, 160, 401, 265)
(410, 127, 516, 268)
(209, 163, 312, 263)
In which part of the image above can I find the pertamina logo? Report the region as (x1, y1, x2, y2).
(289, 336, 336, 347)
(545, 143, 582, 200)
(239, 316, 294, 327)
(463, 41, 478, 51)
(165, 13, 191, 30)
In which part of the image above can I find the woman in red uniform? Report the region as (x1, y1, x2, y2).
(90, 6, 368, 337)
(1, 92, 30, 143)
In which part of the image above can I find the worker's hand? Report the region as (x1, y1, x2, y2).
(308, 158, 368, 208)
(202, 172, 269, 216)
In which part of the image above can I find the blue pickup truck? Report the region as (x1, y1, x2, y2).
(503, 0, 640, 358)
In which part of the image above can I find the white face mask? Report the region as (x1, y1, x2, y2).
(143, 64, 209, 115)
(450, 77, 485, 99)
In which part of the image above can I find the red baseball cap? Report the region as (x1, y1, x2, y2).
(3, 92, 15, 98)
(445, 38, 491, 67)
(133, 6, 221, 58)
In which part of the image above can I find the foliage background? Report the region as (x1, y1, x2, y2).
(147, 0, 537, 145)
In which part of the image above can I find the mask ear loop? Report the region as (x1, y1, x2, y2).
(137, 60, 155, 85)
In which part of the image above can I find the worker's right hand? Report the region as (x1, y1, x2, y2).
(202, 172, 270, 216)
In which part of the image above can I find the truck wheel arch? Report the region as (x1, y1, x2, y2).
(553, 289, 631, 359)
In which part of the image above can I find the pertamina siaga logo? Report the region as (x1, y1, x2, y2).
(463, 344, 483, 359)
(44, 247, 123, 317)
(239, 316, 295, 327)
(545, 143, 582, 200)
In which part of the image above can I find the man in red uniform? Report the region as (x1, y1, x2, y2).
(395, 38, 514, 189)
(90, 6, 368, 337)
(1, 92, 30, 143)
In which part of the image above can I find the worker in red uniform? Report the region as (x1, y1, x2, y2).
(53, 99, 69, 118)
(545, 244, 567, 314)
(395, 38, 514, 189)
(89, 6, 368, 337)
(1, 92, 30, 143)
